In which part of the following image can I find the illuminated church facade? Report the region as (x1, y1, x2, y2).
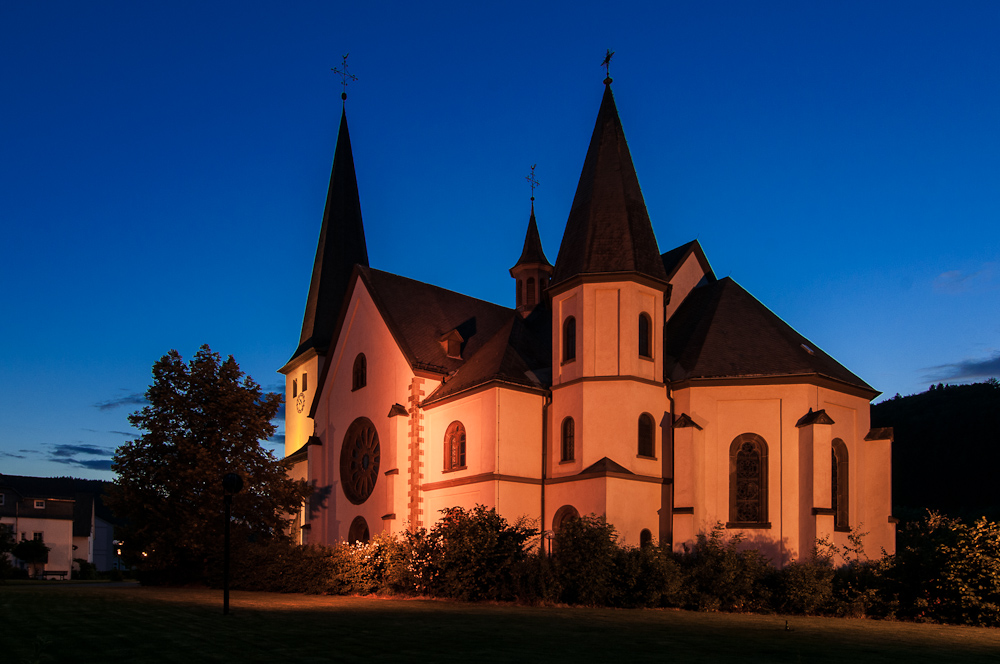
(280, 79, 895, 562)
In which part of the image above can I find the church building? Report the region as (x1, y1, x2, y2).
(280, 76, 895, 562)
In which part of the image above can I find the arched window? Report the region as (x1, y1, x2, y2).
(348, 516, 370, 544)
(832, 438, 849, 531)
(638, 313, 652, 358)
(552, 504, 580, 532)
(563, 316, 576, 362)
(561, 417, 575, 462)
(352, 353, 367, 391)
(729, 433, 769, 526)
(637, 413, 655, 457)
(444, 421, 466, 471)
(639, 528, 653, 548)
(526, 277, 536, 306)
(516, 279, 523, 307)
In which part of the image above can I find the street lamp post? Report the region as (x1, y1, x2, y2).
(222, 472, 243, 615)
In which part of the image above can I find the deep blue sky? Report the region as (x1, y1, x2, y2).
(3, 1, 998, 480)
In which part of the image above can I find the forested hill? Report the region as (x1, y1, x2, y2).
(871, 379, 1000, 521)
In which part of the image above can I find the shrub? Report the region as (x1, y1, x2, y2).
(327, 534, 406, 595)
(552, 515, 619, 605)
(611, 543, 684, 609)
(228, 540, 337, 594)
(677, 523, 774, 612)
(774, 542, 835, 615)
(889, 512, 1000, 626)
(73, 558, 98, 580)
(404, 506, 536, 601)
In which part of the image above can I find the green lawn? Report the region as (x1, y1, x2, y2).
(2, 582, 999, 663)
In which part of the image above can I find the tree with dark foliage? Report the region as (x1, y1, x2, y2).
(107, 345, 310, 584)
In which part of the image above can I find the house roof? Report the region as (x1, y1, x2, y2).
(423, 307, 551, 404)
(289, 106, 369, 365)
(551, 82, 668, 288)
(0, 475, 117, 535)
(663, 277, 877, 395)
(361, 267, 517, 376)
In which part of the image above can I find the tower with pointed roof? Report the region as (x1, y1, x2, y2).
(280, 101, 369, 468)
(543, 78, 674, 540)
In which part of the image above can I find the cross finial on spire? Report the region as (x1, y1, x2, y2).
(332, 53, 358, 102)
(601, 49, 614, 85)
(526, 164, 539, 202)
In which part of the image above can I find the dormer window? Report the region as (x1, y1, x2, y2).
(34, 500, 45, 509)
(439, 330, 464, 360)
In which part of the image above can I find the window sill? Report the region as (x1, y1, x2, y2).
(834, 525, 851, 533)
(558, 459, 575, 465)
(560, 358, 576, 367)
(638, 354, 653, 361)
(442, 466, 467, 474)
(636, 454, 656, 460)
(726, 522, 772, 530)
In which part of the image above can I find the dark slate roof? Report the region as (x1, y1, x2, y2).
(551, 83, 668, 287)
(290, 106, 369, 364)
(424, 307, 552, 404)
(362, 267, 518, 375)
(511, 205, 552, 269)
(663, 278, 876, 395)
(661, 239, 716, 282)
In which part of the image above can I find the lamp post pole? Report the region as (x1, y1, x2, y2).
(222, 472, 243, 615)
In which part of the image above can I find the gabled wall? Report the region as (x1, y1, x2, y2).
(311, 280, 427, 542)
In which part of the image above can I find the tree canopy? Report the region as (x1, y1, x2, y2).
(107, 345, 310, 584)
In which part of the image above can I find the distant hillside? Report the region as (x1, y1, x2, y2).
(871, 379, 1000, 521)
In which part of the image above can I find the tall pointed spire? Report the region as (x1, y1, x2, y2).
(290, 105, 369, 362)
(550, 81, 668, 289)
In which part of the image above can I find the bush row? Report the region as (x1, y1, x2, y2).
(224, 507, 1000, 627)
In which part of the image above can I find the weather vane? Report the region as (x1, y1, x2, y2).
(602, 49, 614, 83)
(332, 53, 358, 101)
(526, 164, 539, 202)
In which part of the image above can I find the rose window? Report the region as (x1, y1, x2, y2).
(340, 417, 380, 504)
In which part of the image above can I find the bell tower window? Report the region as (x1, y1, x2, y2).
(563, 316, 576, 362)
(638, 313, 652, 358)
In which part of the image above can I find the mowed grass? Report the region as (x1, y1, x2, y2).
(2, 583, 1000, 663)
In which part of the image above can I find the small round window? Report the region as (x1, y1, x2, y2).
(340, 417, 380, 504)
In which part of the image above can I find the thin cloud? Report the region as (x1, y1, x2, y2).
(1, 451, 27, 459)
(932, 263, 996, 294)
(923, 352, 1000, 382)
(48, 458, 114, 471)
(50, 444, 115, 458)
(94, 392, 147, 411)
(267, 434, 286, 445)
(45, 443, 114, 472)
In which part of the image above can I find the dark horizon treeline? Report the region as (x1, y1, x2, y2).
(871, 378, 1000, 522)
